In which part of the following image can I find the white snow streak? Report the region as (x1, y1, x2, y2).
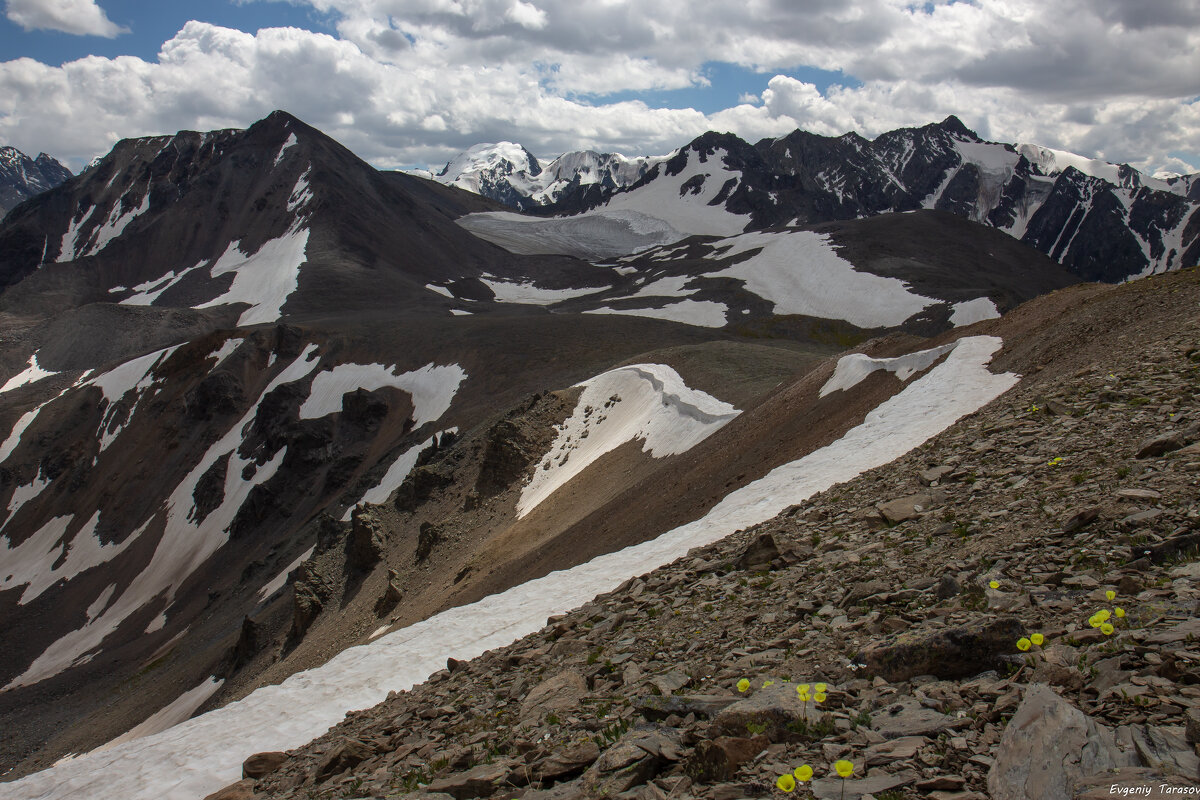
(2, 336, 1017, 800)
(518, 364, 739, 518)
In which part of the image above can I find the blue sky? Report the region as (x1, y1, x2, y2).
(0, 0, 1197, 175)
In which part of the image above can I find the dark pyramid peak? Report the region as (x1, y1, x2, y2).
(936, 114, 979, 140)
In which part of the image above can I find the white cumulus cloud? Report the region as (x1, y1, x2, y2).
(6, 0, 128, 37)
(0, 1, 1197, 175)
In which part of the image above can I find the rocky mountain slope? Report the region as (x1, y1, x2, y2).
(456, 117, 1200, 282)
(225, 265, 1200, 800)
(0, 107, 1088, 793)
(0, 109, 1194, 800)
(0, 146, 71, 217)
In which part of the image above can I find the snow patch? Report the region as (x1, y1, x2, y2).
(518, 364, 739, 518)
(194, 226, 310, 327)
(820, 342, 958, 397)
(2, 338, 1016, 800)
(273, 133, 298, 167)
(583, 300, 728, 328)
(120, 266, 203, 306)
(480, 277, 602, 305)
(207, 338, 244, 369)
(299, 363, 466, 426)
(709, 231, 936, 327)
(950, 297, 1001, 327)
(1, 352, 56, 394)
(425, 283, 453, 298)
(0, 511, 132, 605)
(5, 473, 50, 524)
(256, 547, 315, 603)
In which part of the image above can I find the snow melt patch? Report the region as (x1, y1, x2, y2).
(91, 678, 225, 756)
(299, 362, 466, 427)
(4, 347, 322, 690)
(2, 337, 1017, 800)
(87, 347, 179, 452)
(342, 429, 457, 521)
(949, 297, 1001, 327)
(583, 300, 728, 328)
(709, 231, 936, 328)
(1, 352, 56, 394)
(518, 364, 739, 518)
(820, 342, 958, 398)
(194, 226, 310, 327)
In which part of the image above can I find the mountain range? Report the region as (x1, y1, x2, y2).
(439, 116, 1200, 282)
(0, 146, 72, 217)
(0, 109, 1195, 800)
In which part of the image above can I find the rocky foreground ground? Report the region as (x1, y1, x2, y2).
(211, 270, 1200, 800)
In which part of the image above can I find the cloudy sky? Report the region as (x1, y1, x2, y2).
(1, 0, 1197, 175)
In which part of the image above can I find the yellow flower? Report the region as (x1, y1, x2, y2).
(1030, 633, 1045, 646)
(763, 680, 775, 688)
(1105, 590, 1116, 601)
(797, 683, 811, 694)
(989, 580, 1000, 589)
(1114, 607, 1126, 618)
(815, 682, 828, 692)
(737, 678, 750, 693)
(1101, 622, 1115, 635)
(798, 691, 811, 702)
(776, 774, 796, 792)
(1017, 637, 1031, 651)
(1096, 609, 1111, 622)
(814, 691, 827, 703)
(834, 760, 854, 778)
(794, 765, 813, 782)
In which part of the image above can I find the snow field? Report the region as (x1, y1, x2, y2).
(4, 336, 1017, 800)
(299, 362, 466, 426)
(709, 231, 937, 328)
(600, 148, 748, 237)
(517, 364, 740, 518)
